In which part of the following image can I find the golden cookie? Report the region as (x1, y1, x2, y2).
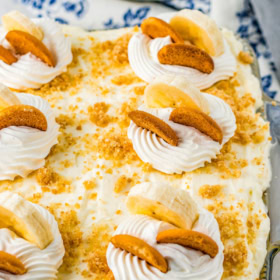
(169, 107, 223, 143)
(141, 17, 184, 43)
(0, 104, 47, 131)
(111, 234, 168, 273)
(129, 110, 178, 146)
(0, 251, 27, 275)
(158, 43, 214, 74)
(156, 228, 219, 258)
(0, 45, 17, 65)
(6, 30, 55, 67)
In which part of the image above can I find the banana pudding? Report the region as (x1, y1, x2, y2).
(0, 9, 271, 280)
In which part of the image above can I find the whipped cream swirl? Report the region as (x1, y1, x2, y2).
(0, 18, 72, 90)
(127, 93, 236, 174)
(0, 202, 64, 280)
(128, 33, 236, 89)
(107, 211, 224, 280)
(0, 93, 59, 180)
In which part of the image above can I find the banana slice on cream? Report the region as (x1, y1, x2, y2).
(144, 75, 210, 114)
(0, 84, 21, 111)
(170, 9, 224, 57)
(126, 182, 199, 229)
(0, 191, 53, 249)
(2, 10, 44, 41)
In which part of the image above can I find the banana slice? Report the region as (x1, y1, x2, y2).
(2, 10, 44, 41)
(126, 182, 199, 229)
(144, 75, 209, 114)
(0, 84, 21, 111)
(170, 9, 224, 57)
(0, 191, 53, 250)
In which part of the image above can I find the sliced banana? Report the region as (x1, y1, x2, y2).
(126, 182, 199, 229)
(170, 9, 224, 57)
(0, 83, 21, 111)
(0, 191, 53, 249)
(2, 10, 44, 41)
(144, 75, 209, 114)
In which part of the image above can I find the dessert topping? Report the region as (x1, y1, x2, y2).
(157, 228, 219, 258)
(0, 191, 53, 249)
(158, 43, 214, 74)
(111, 234, 168, 273)
(0, 251, 27, 275)
(170, 9, 225, 56)
(126, 182, 199, 229)
(0, 104, 48, 131)
(141, 17, 184, 43)
(2, 10, 44, 41)
(128, 110, 178, 146)
(6, 30, 55, 67)
(0, 45, 17, 65)
(0, 84, 21, 111)
(144, 75, 209, 113)
(238, 51, 254, 64)
(170, 107, 223, 143)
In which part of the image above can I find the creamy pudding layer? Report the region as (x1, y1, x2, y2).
(0, 24, 271, 280)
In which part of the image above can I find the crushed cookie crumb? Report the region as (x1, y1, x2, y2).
(83, 180, 97, 190)
(88, 102, 114, 127)
(36, 167, 56, 186)
(83, 223, 112, 277)
(199, 184, 224, 199)
(116, 98, 138, 129)
(56, 114, 75, 130)
(111, 74, 142, 86)
(238, 51, 254, 64)
(223, 241, 249, 277)
(28, 192, 43, 204)
(83, 130, 138, 167)
(57, 210, 83, 273)
(112, 33, 133, 64)
(133, 85, 146, 95)
(90, 193, 97, 200)
(36, 168, 72, 194)
(114, 175, 132, 193)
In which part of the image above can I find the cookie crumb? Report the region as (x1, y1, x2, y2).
(238, 51, 254, 64)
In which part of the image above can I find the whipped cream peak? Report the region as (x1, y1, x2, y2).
(0, 201, 64, 280)
(0, 18, 72, 90)
(128, 11, 236, 89)
(0, 93, 59, 180)
(107, 210, 224, 280)
(128, 93, 236, 174)
(128, 33, 236, 89)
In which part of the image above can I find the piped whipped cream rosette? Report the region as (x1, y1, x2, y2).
(107, 182, 224, 280)
(0, 85, 59, 180)
(127, 75, 236, 174)
(0, 191, 64, 279)
(0, 10, 72, 90)
(128, 9, 236, 89)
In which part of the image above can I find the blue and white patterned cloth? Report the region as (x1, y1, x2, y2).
(5, 0, 280, 100)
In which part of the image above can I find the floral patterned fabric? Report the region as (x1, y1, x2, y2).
(6, 0, 280, 100)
